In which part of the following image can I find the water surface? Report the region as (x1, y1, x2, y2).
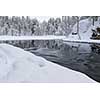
(26, 42, 100, 82)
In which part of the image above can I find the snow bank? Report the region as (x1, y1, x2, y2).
(30, 16, 60, 22)
(0, 44, 96, 83)
(0, 35, 66, 41)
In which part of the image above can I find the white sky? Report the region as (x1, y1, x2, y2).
(30, 16, 61, 22)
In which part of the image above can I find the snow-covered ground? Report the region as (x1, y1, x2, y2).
(0, 35, 66, 41)
(63, 18, 100, 51)
(0, 43, 96, 83)
(63, 38, 100, 44)
(68, 18, 100, 40)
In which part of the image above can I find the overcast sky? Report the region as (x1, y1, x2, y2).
(30, 16, 61, 22)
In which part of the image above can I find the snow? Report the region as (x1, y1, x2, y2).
(68, 18, 100, 40)
(0, 35, 66, 41)
(0, 43, 96, 82)
(64, 18, 100, 44)
(63, 38, 100, 44)
(68, 19, 92, 40)
(1, 34, 100, 44)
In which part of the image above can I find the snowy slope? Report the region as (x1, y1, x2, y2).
(68, 18, 100, 40)
(64, 18, 100, 50)
(0, 44, 96, 83)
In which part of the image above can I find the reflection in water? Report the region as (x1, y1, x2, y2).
(91, 44, 100, 54)
(27, 42, 100, 82)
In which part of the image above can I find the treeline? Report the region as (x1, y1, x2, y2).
(0, 16, 78, 36)
(0, 16, 89, 49)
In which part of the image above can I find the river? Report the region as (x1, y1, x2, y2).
(25, 41, 100, 82)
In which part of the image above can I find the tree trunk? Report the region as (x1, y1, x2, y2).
(77, 16, 81, 39)
(93, 17, 95, 26)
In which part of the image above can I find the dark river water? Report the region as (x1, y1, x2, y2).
(26, 42, 100, 82)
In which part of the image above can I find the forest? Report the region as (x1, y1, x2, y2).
(0, 16, 97, 48)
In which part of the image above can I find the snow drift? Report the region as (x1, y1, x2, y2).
(0, 43, 96, 82)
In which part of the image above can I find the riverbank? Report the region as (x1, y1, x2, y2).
(0, 43, 96, 83)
